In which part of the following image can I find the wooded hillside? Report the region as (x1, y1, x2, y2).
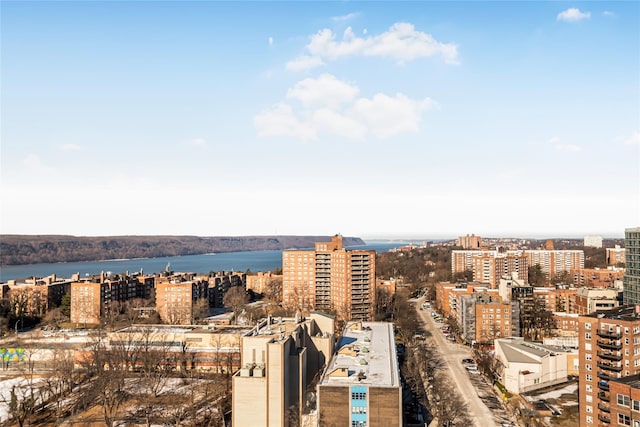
(0, 235, 365, 265)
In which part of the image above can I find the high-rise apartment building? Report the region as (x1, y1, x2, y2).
(451, 250, 528, 287)
(607, 245, 626, 266)
(577, 306, 640, 427)
(282, 235, 375, 321)
(584, 235, 604, 248)
(456, 234, 483, 249)
(623, 227, 640, 305)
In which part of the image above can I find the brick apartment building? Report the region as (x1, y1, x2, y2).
(282, 235, 376, 321)
(608, 374, 640, 427)
(155, 273, 208, 324)
(578, 306, 640, 427)
(70, 272, 155, 325)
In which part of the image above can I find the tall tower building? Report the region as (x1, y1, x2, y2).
(623, 227, 640, 305)
(282, 235, 376, 321)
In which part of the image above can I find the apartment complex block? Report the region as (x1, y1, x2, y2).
(317, 321, 402, 427)
(459, 293, 512, 344)
(70, 272, 155, 325)
(155, 274, 209, 324)
(570, 287, 620, 315)
(624, 227, 640, 305)
(451, 250, 528, 287)
(608, 375, 640, 427)
(456, 234, 483, 249)
(232, 312, 334, 427)
(1, 274, 73, 317)
(578, 306, 640, 427)
(607, 245, 626, 266)
(246, 271, 282, 295)
(572, 267, 625, 287)
(282, 235, 375, 321)
(585, 235, 604, 248)
(525, 249, 585, 279)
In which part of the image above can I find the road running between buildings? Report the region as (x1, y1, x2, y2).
(415, 296, 516, 427)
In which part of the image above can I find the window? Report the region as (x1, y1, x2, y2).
(618, 413, 631, 426)
(633, 399, 640, 412)
(585, 343, 592, 351)
(618, 394, 630, 407)
(586, 353, 592, 361)
(586, 384, 593, 392)
(585, 364, 592, 371)
(352, 406, 367, 414)
(633, 420, 640, 427)
(586, 374, 592, 381)
(586, 415, 592, 424)
(585, 322, 591, 330)
(586, 395, 593, 402)
(352, 422, 367, 427)
(352, 392, 367, 400)
(585, 333, 592, 340)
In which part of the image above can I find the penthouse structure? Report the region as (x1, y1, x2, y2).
(317, 321, 402, 427)
(624, 227, 640, 305)
(282, 235, 376, 321)
(232, 312, 335, 427)
(577, 306, 640, 427)
(570, 287, 620, 315)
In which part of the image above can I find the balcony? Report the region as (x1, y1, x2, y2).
(597, 330, 622, 340)
(598, 403, 610, 413)
(598, 362, 623, 372)
(598, 413, 610, 424)
(598, 392, 610, 402)
(598, 372, 614, 381)
(597, 340, 622, 350)
(597, 351, 623, 361)
(598, 381, 610, 391)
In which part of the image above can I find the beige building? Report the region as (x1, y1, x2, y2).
(606, 245, 626, 266)
(569, 287, 620, 315)
(155, 274, 209, 324)
(232, 312, 335, 427)
(317, 321, 402, 427)
(452, 250, 528, 287)
(456, 234, 483, 249)
(246, 271, 282, 295)
(283, 235, 376, 321)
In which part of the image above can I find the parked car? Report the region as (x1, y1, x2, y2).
(462, 358, 474, 364)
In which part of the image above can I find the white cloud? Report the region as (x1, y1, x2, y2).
(286, 55, 326, 72)
(548, 136, 561, 144)
(288, 22, 459, 71)
(332, 12, 359, 22)
(191, 138, 207, 147)
(352, 93, 434, 139)
(253, 103, 317, 141)
(286, 74, 359, 108)
(254, 74, 434, 141)
(268, 36, 273, 46)
(603, 11, 616, 17)
(60, 143, 81, 151)
(555, 144, 581, 152)
(557, 8, 591, 22)
(623, 130, 640, 145)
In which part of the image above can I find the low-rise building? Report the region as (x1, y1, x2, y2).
(606, 245, 626, 266)
(246, 271, 281, 295)
(494, 337, 570, 394)
(572, 267, 625, 287)
(317, 321, 402, 427)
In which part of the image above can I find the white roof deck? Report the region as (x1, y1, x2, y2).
(320, 322, 399, 388)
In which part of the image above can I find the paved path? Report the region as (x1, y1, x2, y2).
(415, 296, 500, 427)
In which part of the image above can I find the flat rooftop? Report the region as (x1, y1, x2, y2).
(611, 374, 640, 389)
(319, 321, 399, 388)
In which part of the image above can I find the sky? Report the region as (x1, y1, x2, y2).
(1, 1, 638, 240)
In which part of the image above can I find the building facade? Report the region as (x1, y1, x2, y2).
(608, 375, 640, 427)
(282, 235, 376, 321)
(577, 306, 640, 427)
(317, 321, 402, 427)
(624, 227, 640, 305)
(607, 245, 626, 266)
(232, 312, 335, 427)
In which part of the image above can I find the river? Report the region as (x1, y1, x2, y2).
(0, 242, 406, 282)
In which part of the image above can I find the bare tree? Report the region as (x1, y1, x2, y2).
(223, 286, 249, 324)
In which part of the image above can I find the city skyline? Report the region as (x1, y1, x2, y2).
(2, 1, 638, 238)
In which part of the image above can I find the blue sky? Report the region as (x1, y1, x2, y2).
(1, 1, 638, 239)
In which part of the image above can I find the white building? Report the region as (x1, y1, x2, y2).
(494, 337, 570, 394)
(584, 235, 603, 248)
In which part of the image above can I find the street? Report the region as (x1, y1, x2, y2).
(415, 296, 516, 427)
